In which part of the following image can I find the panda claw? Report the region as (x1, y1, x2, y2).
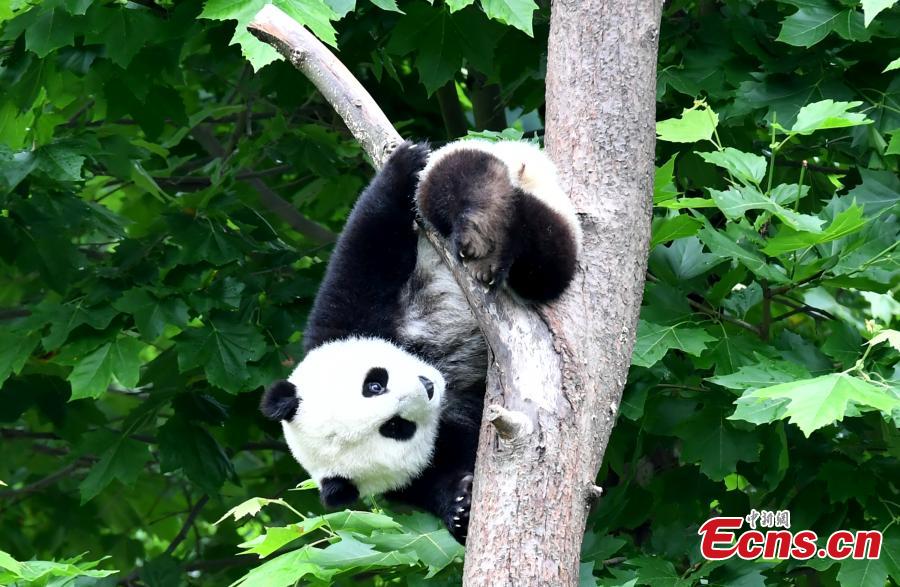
(444, 472, 474, 544)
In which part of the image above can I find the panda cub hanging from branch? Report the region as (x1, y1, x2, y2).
(261, 140, 581, 543)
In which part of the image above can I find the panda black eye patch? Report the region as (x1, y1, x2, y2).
(362, 367, 389, 397)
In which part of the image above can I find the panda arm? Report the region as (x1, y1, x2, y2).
(304, 142, 429, 349)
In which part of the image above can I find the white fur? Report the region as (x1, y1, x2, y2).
(421, 139, 583, 252)
(282, 337, 446, 497)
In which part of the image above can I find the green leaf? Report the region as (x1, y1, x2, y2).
(387, 4, 501, 95)
(846, 169, 900, 213)
(326, 0, 355, 18)
(201, 0, 338, 71)
(887, 133, 900, 156)
(158, 416, 234, 493)
(885, 57, 900, 72)
(777, 1, 840, 47)
(628, 557, 691, 587)
(709, 185, 824, 233)
(861, 0, 897, 26)
(232, 535, 417, 587)
(112, 289, 189, 341)
(732, 373, 900, 436)
(762, 204, 867, 255)
(869, 329, 900, 351)
(24, 6, 78, 57)
(241, 511, 401, 558)
(84, 4, 157, 68)
(631, 320, 716, 368)
(698, 148, 767, 186)
(654, 155, 678, 203)
(479, 0, 537, 35)
(833, 9, 871, 42)
(837, 557, 889, 587)
(0, 330, 39, 387)
(790, 100, 871, 135)
(0, 551, 22, 575)
(708, 359, 811, 391)
(362, 512, 464, 576)
(698, 225, 789, 283)
(655, 104, 719, 144)
(656, 197, 718, 210)
(649, 237, 720, 281)
(67, 337, 145, 400)
(174, 219, 243, 266)
(650, 215, 702, 248)
(43, 301, 118, 350)
(215, 497, 292, 525)
(80, 437, 149, 503)
(368, 0, 402, 12)
(676, 405, 760, 480)
(36, 144, 84, 182)
(0, 146, 38, 193)
(445, 0, 475, 11)
(176, 316, 266, 393)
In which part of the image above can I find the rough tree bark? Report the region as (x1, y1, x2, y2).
(248, 1, 662, 584)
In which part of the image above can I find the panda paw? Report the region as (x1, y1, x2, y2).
(385, 141, 430, 179)
(444, 474, 473, 544)
(455, 225, 507, 287)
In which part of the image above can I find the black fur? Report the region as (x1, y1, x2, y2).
(320, 476, 360, 508)
(260, 380, 300, 421)
(417, 149, 578, 301)
(379, 416, 417, 440)
(303, 142, 429, 351)
(292, 141, 576, 542)
(506, 193, 579, 302)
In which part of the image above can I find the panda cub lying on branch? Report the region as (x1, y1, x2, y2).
(261, 139, 581, 543)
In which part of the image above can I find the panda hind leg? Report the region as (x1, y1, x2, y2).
(417, 149, 518, 286)
(505, 192, 580, 302)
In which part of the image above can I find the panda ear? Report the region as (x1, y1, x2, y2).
(319, 476, 359, 509)
(260, 380, 300, 421)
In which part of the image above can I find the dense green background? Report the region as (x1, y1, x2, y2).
(1, 0, 899, 585)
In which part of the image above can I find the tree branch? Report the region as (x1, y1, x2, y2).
(0, 462, 84, 500)
(247, 4, 400, 168)
(165, 495, 210, 557)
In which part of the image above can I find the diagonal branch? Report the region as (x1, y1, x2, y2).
(190, 126, 336, 245)
(248, 5, 401, 168)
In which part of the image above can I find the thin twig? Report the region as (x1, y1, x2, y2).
(165, 495, 210, 556)
(771, 295, 835, 322)
(157, 165, 292, 187)
(769, 270, 825, 296)
(685, 298, 761, 337)
(0, 462, 83, 499)
(190, 126, 336, 244)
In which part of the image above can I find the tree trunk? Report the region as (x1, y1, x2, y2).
(247, 0, 662, 584)
(461, 0, 662, 584)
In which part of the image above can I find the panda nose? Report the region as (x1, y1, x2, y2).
(418, 376, 434, 400)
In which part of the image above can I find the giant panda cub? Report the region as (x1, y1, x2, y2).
(260, 139, 581, 543)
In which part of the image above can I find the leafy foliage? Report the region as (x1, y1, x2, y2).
(0, 0, 899, 586)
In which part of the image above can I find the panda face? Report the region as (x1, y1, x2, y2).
(262, 337, 446, 502)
